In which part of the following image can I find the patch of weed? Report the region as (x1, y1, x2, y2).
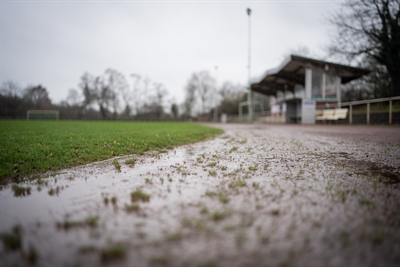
(197, 261, 218, 267)
(229, 147, 239, 153)
(48, 186, 61, 196)
(165, 231, 183, 242)
(219, 193, 230, 204)
(125, 203, 140, 213)
(56, 216, 99, 230)
(248, 165, 258, 171)
(228, 180, 246, 189)
(24, 245, 39, 264)
(111, 196, 117, 206)
(210, 211, 230, 222)
(1, 225, 22, 251)
(11, 184, 31, 197)
(371, 232, 385, 245)
(336, 189, 348, 203)
(85, 216, 99, 227)
(112, 160, 121, 172)
(270, 209, 280, 216)
(200, 207, 209, 214)
(359, 198, 376, 208)
(125, 158, 136, 165)
(209, 170, 217, 176)
(100, 245, 126, 262)
(131, 190, 150, 202)
(235, 231, 246, 248)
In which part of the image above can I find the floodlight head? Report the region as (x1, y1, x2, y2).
(247, 8, 251, 16)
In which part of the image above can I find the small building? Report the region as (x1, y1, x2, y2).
(251, 55, 369, 124)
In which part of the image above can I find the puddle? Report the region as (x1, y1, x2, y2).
(1, 124, 400, 267)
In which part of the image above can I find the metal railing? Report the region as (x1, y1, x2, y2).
(339, 96, 400, 125)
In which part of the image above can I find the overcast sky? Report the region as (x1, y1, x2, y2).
(1, 0, 342, 104)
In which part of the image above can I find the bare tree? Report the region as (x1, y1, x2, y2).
(23, 85, 52, 109)
(218, 81, 247, 115)
(0, 81, 24, 118)
(328, 0, 400, 97)
(152, 82, 168, 118)
(103, 69, 128, 120)
(182, 80, 197, 117)
(79, 72, 96, 112)
(92, 75, 113, 120)
(67, 89, 82, 106)
(184, 71, 216, 116)
(171, 103, 179, 119)
(128, 74, 140, 115)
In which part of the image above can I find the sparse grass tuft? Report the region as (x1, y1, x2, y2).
(229, 147, 239, 153)
(359, 198, 376, 208)
(197, 261, 218, 267)
(209, 170, 217, 176)
(125, 203, 140, 213)
(210, 211, 230, 222)
(56, 216, 99, 230)
(228, 180, 246, 188)
(11, 184, 31, 197)
(270, 209, 280, 216)
(25, 245, 39, 264)
(219, 193, 230, 204)
(125, 158, 136, 165)
(100, 245, 126, 262)
(131, 190, 150, 202)
(1, 225, 22, 251)
(248, 164, 258, 171)
(165, 231, 183, 242)
(112, 160, 121, 172)
(85, 216, 99, 227)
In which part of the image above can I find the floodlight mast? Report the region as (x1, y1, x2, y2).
(214, 65, 218, 122)
(247, 8, 253, 122)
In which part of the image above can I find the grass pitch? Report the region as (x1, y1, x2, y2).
(0, 121, 223, 181)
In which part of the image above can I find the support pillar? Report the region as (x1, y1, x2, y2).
(322, 72, 326, 100)
(305, 67, 312, 99)
(349, 105, 353, 125)
(336, 76, 342, 108)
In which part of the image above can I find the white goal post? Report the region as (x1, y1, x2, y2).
(27, 110, 59, 121)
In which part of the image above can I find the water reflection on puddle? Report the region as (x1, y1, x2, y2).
(1, 125, 399, 267)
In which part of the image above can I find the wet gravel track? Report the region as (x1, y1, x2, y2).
(1, 124, 399, 267)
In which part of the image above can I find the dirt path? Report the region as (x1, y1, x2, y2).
(1, 124, 399, 267)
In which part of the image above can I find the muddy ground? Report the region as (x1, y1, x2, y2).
(1, 124, 399, 267)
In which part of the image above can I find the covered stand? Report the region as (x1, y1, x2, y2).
(251, 55, 369, 124)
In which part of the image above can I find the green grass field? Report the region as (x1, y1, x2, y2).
(0, 121, 223, 181)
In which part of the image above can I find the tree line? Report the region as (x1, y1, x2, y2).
(0, 69, 254, 121)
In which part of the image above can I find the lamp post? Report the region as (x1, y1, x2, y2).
(247, 8, 253, 122)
